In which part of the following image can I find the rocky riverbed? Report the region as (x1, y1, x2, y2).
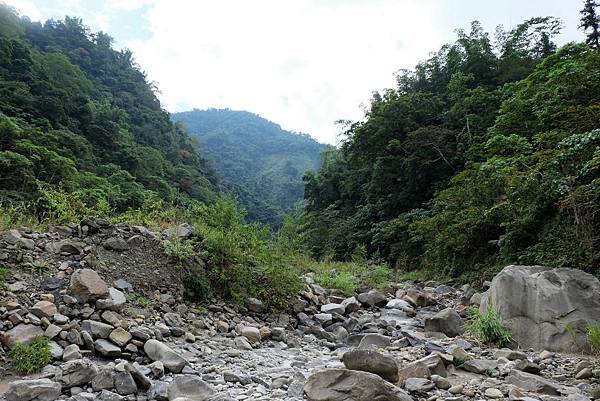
(1, 221, 600, 401)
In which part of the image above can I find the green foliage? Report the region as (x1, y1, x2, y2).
(162, 236, 195, 261)
(587, 325, 600, 354)
(0, 265, 7, 289)
(30, 258, 51, 275)
(0, 5, 217, 222)
(190, 196, 302, 309)
(126, 292, 150, 307)
(466, 306, 513, 347)
(300, 17, 600, 278)
(9, 337, 51, 374)
(314, 270, 356, 295)
(172, 109, 326, 228)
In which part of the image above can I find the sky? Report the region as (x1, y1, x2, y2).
(3, 0, 586, 144)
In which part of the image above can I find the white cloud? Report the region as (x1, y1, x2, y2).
(3, 0, 43, 20)
(126, 0, 442, 144)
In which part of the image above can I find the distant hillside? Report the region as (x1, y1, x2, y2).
(0, 5, 217, 218)
(172, 109, 327, 226)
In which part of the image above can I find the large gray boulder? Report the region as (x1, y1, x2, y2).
(5, 379, 61, 401)
(342, 349, 399, 382)
(1, 324, 44, 348)
(424, 308, 464, 337)
(144, 339, 187, 373)
(304, 368, 412, 401)
(481, 265, 600, 352)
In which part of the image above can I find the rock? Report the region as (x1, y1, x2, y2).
(385, 299, 415, 314)
(342, 349, 399, 382)
(63, 344, 82, 361)
(424, 308, 464, 337)
(125, 363, 152, 391)
(94, 339, 122, 357)
(114, 372, 137, 395)
(241, 326, 261, 344)
(461, 358, 498, 374)
(167, 375, 215, 401)
(97, 390, 124, 401)
(130, 326, 153, 341)
(165, 223, 194, 240)
(56, 358, 98, 388)
(504, 370, 561, 395)
(398, 361, 430, 383)
(271, 327, 286, 342)
(49, 341, 64, 359)
(31, 300, 58, 318)
(149, 381, 169, 401)
(103, 237, 129, 251)
(53, 239, 82, 255)
(234, 336, 253, 350)
(357, 290, 387, 308)
(150, 361, 165, 378)
(431, 374, 450, 390)
(404, 377, 435, 393)
(81, 320, 114, 339)
(5, 378, 62, 401)
(357, 333, 391, 349)
(404, 289, 435, 307)
(70, 269, 108, 303)
(2, 323, 44, 348)
(321, 303, 345, 315)
(144, 339, 187, 373)
(109, 327, 131, 347)
(493, 348, 527, 361)
(92, 368, 115, 391)
(341, 297, 360, 313)
(113, 279, 133, 292)
(514, 359, 542, 374)
(97, 288, 126, 311)
(481, 265, 600, 352)
(576, 367, 593, 379)
(304, 368, 412, 401)
(247, 298, 263, 313)
(2, 229, 22, 244)
(44, 324, 62, 339)
(485, 388, 504, 399)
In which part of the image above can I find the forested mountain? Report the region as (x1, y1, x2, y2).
(0, 5, 217, 219)
(302, 16, 600, 278)
(172, 109, 327, 227)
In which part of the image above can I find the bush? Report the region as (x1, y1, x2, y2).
(0, 266, 7, 289)
(466, 305, 513, 347)
(163, 236, 195, 261)
(9, 337, 52, 374)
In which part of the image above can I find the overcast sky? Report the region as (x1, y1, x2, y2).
(4, 0, 586, 144)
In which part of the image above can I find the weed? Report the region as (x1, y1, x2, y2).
(314, 270, 356, 295)
(30, 258, 51, 275)
(9, 337, 52, 374)
(466, 305, 513, 347)
(0, 266, 7, 289)
(452, 356, 467, 367)
(127, 292, 150, 307)
(163, 236, 195, 261)
(587, 325, 600, 354)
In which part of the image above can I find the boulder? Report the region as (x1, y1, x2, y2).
(5, 379, 61, 401)
(321, 303, 345, 315)
(82, 320, 114, 339)
(55, 358, 98, 388)
(94, 339, 122, 357)
(341, 297, 360, 313)
(357, 290, 387, 308)
(97, 288, 126, 311)
(103, 237, 129, 252)
(70, 269, 108, 303)
(31, 300, 58, 318)
(109, 327, 131, 347)
(342, 349, 399, 382)
(53, 239, 82, 255)
(504, 370, 561, 395)
(304, 368, 412, 401)
(404, 378, 435, 393)
(240, 326, 261, 344)
(481, 265, 600, 352)
(424, 308, 464, 337)
(2, 324, 44, 348)
(246, 298, 263, 313)
(167, 375, 215, 401)
(144, 339, 187, 373)
(357, 333, 391, 349)
(114, 371, 137, 395)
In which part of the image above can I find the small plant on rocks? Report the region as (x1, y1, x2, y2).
(30, 258, 51, 275)
(9, 336, 52, 374)
(127, 291, 150, 307)
(587, 325, 600, 354)
(466, 305, 513, 348)
(163, 236, 195, 261)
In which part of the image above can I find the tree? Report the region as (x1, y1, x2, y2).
(580, 0, 600, 48)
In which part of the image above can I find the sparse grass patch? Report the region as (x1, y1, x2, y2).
(30, 258, 51, 275)
(0, 266, 7, 289)
(9, 337, 52, 374)
(587, 325, 600, 354)
(466, 305, 513, 348)
(306, 259, 395, 294)
(314, 270, 357, 295)
(163, 236, 195, 261)
(127, 292, 150, 307)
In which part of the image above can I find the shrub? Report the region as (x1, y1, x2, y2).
(126, 292, 150, 307)
(361, 264, 392, 289)
(466, 305, 513, 347)
(9, 337, 52, 374)
(163, 236, 195, 261)
(587, 325, 600, 354)
(0, 266, 7, 289)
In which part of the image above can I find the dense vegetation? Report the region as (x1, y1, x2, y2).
(172, 109, 326, 227)
(0, 5, 217, 222)
(301, 13, 600, 279)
